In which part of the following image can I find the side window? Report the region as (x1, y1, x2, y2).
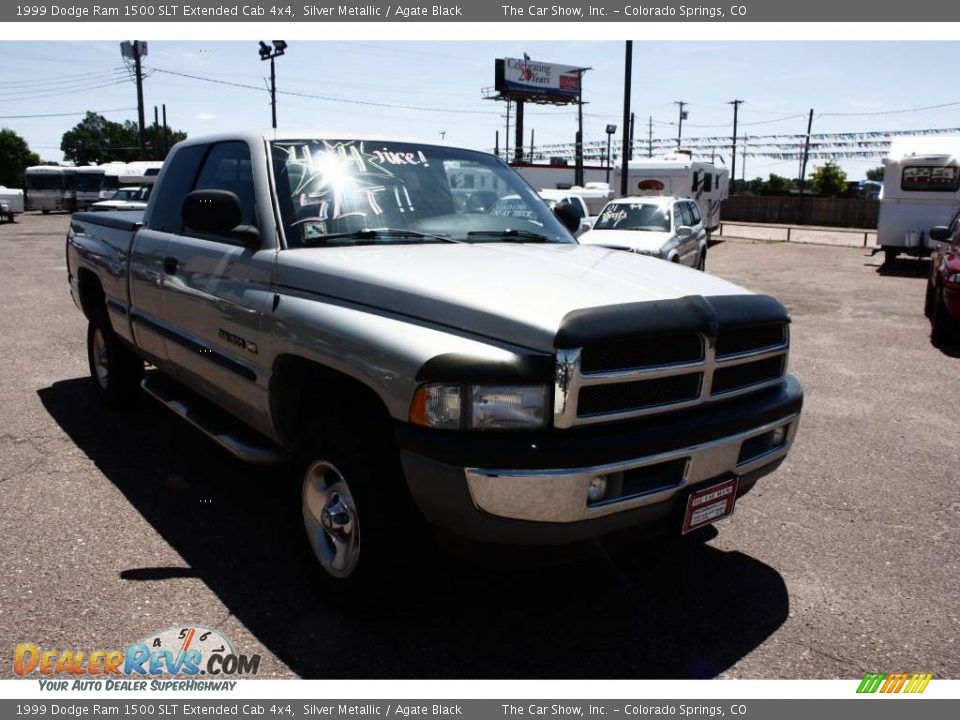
(704, 173, 713, 192)
(678, 202, 693, 227)
(689, 202, 702, 225)
(146, 144, 207, 233)
(193, 141, 257, 229)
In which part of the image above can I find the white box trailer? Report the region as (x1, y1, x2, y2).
(612, 154, 729, 233)
(0, 186, 25, 221)
(877, 136, 960, 262)
(512, 163, 610, 194)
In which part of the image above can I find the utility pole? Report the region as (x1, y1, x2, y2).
(741, 135, 748, 183)
(162, 104, 168, 157)
(674, 100, 687, 149)
(530, 128, 535, 163)
(647, 116, 653, 158)
(798, 109, 815, 197)
(514, 100, 525, 163)
(798, 109, 815, 224)
(728, 99, 744, 193)
(620, 40, 632, 196)
(133, 42, 146, 160)
(494, 130, 499, 159)
(153, 106, 159, 160)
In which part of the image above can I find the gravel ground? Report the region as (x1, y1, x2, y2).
(0, 213, 957, 680)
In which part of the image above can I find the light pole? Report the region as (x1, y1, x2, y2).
(258, 40, 287, 129)
(605, 124, 618, 184)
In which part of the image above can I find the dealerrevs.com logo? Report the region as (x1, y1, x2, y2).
(14, 626, 261, 691)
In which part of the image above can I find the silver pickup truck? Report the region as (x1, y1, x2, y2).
(66, 132, 803, 594)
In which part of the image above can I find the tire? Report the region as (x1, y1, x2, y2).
(884, 249, 899, 265)
(294, 422, 426, 604)
(924, 278, 936, 318)
(931, 288, 960, 346)
(697, 247, 707, 271)
(86, 319, 143, 407)
(41, 209, 50, 215)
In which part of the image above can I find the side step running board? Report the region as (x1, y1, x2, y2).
(141, 373, 287, 465)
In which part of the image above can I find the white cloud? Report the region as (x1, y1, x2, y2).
(193, 112, 216, 121)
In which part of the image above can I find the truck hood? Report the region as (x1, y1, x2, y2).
(577, 228, 674, 253)
(277, 242, 749, 351)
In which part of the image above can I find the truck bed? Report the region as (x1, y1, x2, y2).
(72, 209, 145, 231)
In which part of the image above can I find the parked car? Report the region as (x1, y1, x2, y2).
(0, 185, 25, 222)
(578, 196, 709, 269)
(67, 132, 802, 597)
(924, 216, 960, 344)
(90, 185, 152, 212)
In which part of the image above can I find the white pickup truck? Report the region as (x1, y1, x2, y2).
(66, 132, 803, 597)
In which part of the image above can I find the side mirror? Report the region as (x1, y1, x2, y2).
(928, 226, 951, 242)
(182, 190, 260, 248)
(554, 201, 581, 235)
(676, 225, 693, 238)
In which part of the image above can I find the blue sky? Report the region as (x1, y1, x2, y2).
(1, 40, 957, 180)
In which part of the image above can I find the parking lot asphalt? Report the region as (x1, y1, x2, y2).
(0, 213, 957, 680)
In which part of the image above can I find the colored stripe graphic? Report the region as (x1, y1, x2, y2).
(857, 672, 932, 693)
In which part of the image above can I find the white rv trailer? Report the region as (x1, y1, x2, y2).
(512, 163, 609, 193)
(613, 154, 729, 233)
(24, 166, 77, 214)
(877, 136, 960, 262)
(123, 160, 164, 185)
(75, 166, 106, 210)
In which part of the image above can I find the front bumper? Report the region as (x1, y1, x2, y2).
(397, 374, 802, 545)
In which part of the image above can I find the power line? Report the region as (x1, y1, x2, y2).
(5, 78, 132, 103)
(0, 107, 136, 120)
(148, 65, 502, 116)
(820, 100, 960, 117)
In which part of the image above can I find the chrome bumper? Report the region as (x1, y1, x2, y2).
(464, 414, 800, 523)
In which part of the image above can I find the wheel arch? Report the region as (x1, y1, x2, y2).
(270, 355, 398, 449)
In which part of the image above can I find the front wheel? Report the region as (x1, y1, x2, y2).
(930, 288, 960, 346)
(295, 423, 426, 603)
(87, 320, 143, 407)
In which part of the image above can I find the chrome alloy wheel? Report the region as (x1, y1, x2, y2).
(91, 326, 109, 389)
(302, 461, 361, 578)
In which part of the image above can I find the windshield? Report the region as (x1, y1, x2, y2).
(271, 139, 575, 247)
(593, 202, 671, 232)
(111, 189, 137, 201)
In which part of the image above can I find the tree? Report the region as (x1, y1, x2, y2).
(61, 112, 187, 164)
(764, 173, 789, 194)
(0, 128, 40, 187)
(865, 166, 884, 182)
(811, 161, 848, 197)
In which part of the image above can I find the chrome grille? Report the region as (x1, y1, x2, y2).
(555, 323, 789, 428)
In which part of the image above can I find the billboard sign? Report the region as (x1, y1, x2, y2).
(495, 58, 582, 102)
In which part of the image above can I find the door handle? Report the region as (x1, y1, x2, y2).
(163, 256, 178, 275)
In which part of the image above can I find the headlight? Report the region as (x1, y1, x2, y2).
(410, 383, 549, 430)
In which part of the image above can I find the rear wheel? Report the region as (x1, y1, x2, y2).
(87, 319, 143, 407)
(931, 288, 960, 346)
(697, 246, 707, 271)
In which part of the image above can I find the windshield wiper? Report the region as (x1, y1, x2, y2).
(311, 228, 462, 244)
(466, 229, 552, 242)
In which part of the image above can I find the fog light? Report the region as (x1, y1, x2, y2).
(587, 476, 608, 503)
(771, 425, 788, 447)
